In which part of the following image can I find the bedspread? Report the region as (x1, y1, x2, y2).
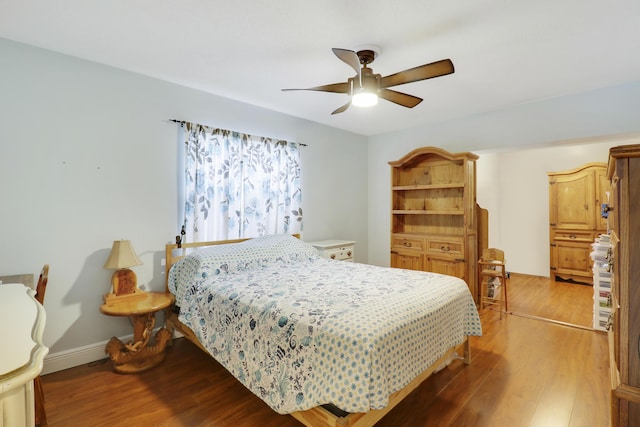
(168, 239, 481, 414)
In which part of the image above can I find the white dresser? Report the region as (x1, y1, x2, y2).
(0, 284, 48, 427)
(308, 240, 356, 262)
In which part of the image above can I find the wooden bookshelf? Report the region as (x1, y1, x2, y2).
(389, 146, 481, 303)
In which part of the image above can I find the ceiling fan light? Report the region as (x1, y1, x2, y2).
(352, 92, 378, 107)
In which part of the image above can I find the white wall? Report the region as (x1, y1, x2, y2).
(367, 82, 640, 271)
(0, 38, 368, 366)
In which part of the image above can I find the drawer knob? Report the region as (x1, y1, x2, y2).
(441, 245, 451, 252)
(403, 242, 412, 247)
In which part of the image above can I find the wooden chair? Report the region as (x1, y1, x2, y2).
(478, 249, 508, 318)
(34, 264, 49, 427)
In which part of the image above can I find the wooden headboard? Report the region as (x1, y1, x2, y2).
(164, 234, 301, 292)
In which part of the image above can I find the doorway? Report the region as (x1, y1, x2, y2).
(475, 140, 626, 330)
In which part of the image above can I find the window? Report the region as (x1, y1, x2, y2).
(180, 122, 302, 242)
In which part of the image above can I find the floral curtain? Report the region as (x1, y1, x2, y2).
(182, 122, 302, 242)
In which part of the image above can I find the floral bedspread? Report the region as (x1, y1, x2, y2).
(168, 235, 482, 414)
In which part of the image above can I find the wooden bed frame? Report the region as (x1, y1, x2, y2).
(164, 237, 471, 427)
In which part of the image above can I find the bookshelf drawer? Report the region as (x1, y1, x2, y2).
(391, 235, 425, 251)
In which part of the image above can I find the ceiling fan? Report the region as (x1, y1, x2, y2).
(282, 48, 454, 115)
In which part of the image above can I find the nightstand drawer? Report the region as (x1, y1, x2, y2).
(325, 247, 354, 261)
(308, 240, 356, 262)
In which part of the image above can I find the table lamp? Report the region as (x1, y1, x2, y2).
(103, 240, 144, 303)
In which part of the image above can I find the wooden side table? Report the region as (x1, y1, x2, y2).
(100, 292, 174, 374)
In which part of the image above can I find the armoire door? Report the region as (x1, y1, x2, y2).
(549, 169, 596, 230)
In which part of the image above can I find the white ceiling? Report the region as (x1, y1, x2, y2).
(2, 1, 640, 137)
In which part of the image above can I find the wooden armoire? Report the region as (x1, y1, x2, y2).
(548, 162, 608, 284)
(389, 146, 482, 303)
(607, 144, 640, 426)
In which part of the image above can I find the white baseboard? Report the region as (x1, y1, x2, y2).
(42, 337, 121, 375)
(42, 330, 184, 375)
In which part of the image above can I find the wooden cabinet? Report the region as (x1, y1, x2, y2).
(607, 144, 640, 427)
(548, 162, 607, 284)
(389, 146, 480, 303)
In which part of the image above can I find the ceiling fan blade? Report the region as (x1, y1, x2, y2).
(378, 89, 423, 108)
(332, 48, 361, 84)
(380, 59, 454, 89)
(282, 82, 349, 94)
(331, 101, 351, 115)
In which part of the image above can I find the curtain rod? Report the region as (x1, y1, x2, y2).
(168, 119, 307, 146)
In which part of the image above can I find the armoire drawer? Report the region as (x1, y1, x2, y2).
(552, 230, 595, 243)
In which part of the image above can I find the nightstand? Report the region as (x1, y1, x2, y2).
(100, 292, 174, 374)
(308, 239, 356, 262)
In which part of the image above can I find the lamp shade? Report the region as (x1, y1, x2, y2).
(103, 240, 143, 270)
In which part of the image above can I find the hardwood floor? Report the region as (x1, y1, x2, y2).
(507, 273, 594, 328)
(41, 275, 608, 426)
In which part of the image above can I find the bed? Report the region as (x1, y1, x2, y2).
(164, 234, 482, 426)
